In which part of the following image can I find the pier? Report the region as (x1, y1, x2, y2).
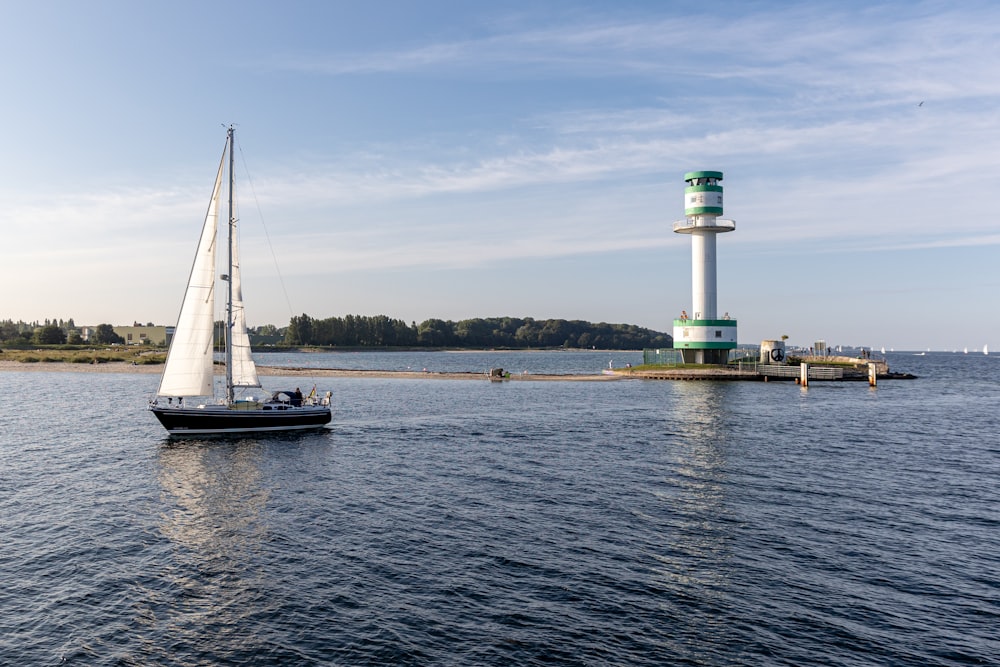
(615, 355, 914, 382)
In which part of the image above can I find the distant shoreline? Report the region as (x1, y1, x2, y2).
(0, 360, 619, 381)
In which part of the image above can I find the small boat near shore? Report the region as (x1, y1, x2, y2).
(149, 126, 331, 435)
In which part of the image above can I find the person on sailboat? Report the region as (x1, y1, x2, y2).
(292, 388, 303, 407)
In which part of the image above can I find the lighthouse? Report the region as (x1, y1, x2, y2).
(673, 171, 738, 364)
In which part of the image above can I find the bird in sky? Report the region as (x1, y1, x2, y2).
(918, 101, 924, 106)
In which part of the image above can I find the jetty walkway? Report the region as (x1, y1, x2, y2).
(613, 355, 912, 382)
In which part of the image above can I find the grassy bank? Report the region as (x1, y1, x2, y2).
(0, 347, 165, 365)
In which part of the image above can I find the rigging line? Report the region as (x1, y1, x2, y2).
(233, 136, 296, 321)
(232, 134, 324, 391)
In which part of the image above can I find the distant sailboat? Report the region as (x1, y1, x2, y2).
(964, 347, 968, 354)
(985, 345, 990, 356)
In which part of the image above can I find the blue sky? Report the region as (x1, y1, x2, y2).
(1, 0, 997, 350)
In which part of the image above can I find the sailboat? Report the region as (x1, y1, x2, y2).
(985, 345, 990, 356)
(149, 126, 332, 435)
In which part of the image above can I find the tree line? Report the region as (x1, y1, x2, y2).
(2, 315, 673, 350)
(282, 314, 672, 349)
(1, 319, 124, 346)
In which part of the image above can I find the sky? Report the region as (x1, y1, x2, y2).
(1, 0, 998, 351)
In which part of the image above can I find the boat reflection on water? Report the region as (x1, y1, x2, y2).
(157, 439, 270, 555)
(135, 440, 273, 663)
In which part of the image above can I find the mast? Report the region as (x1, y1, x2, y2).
(225, 125, 235, 404)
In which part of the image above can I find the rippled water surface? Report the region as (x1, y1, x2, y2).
(1, 352, 997, 665)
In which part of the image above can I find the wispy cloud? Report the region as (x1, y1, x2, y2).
(7, 90, 998, 283)
(268, 4, 1000, 99)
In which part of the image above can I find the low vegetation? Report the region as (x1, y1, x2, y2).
(0, 348, 165, 365)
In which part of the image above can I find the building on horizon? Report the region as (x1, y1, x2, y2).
(79, 324, 173, 346)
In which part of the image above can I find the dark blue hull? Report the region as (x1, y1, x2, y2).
(150, 404, 331, 436)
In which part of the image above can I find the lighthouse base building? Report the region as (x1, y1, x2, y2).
(672, 170, 738, 365)
(672, 318, 738, 365)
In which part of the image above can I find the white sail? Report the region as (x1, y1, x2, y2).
(229, 231, 261, 389)
(156, 150, 225, 397)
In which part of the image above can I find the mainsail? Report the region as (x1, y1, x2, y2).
(156, 150, 225, 397)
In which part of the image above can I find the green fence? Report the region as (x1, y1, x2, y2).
(642, 348, 684, 365)
(644, 347, 760, 366)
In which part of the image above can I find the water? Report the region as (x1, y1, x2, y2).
(1, 352, 997, 665)
(250, 348, 640, 375)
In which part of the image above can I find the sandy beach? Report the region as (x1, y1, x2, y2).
(0, 360, 620, 381)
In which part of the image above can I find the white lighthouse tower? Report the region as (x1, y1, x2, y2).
(673, 170, 738, 364)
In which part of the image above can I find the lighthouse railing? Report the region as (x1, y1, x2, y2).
(672, 219, 736, 233)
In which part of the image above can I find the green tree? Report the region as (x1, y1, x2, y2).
(34, 324, 67, 345)
(0, 320, 19, 342)
(417, 319, 452, 347)
(537, 319, 569, 347)
(284, 314, 314, 345)
(93, 324, 125, 345)
(515, 319, 541, 346)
